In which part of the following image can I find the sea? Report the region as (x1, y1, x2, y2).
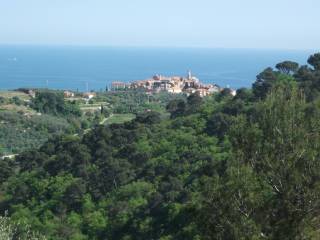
(0, 45, 316, 91)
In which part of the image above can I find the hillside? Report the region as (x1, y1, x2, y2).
(0, 89, 183, 157)
(1, 53, 320, 239)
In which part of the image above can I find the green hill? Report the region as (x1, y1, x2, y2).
(1, 53, 320, 239)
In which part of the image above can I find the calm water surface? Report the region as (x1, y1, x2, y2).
(0, 45, 315, 91)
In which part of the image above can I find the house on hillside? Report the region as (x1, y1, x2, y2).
(64, 91, 75, 98)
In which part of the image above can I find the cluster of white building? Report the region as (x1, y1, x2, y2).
(62, 71, 236, 98)
(112, 71, 229, 97)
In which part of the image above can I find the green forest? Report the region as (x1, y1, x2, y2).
(0, 90, 89, 156)
(1, 53, 320, 239)
(0, 87, 184, 156)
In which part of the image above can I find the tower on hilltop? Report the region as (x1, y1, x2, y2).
(188, 70, 192, 80)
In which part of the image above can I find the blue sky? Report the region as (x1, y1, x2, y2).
(0, 0, 319, 49)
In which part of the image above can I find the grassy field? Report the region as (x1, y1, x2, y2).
(80, 106, 102, 111)
(105, 113, 135, 125)
(79, 102, 110, 112)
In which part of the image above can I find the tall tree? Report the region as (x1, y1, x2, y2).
(308, 53, 320, 71)
(275, 61, 299, 74)
(229, 86, 320, 239)
(252, 67, 277, 99)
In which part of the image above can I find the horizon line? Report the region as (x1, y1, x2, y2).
(0, 42, 318, 52)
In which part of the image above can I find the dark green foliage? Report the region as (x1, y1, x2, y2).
(2, 53, 320, 240)
(308, 53, 320, 70)
(275, 61, 299, 74)
(0, 90, 94, 155)
(96, 91, 186, 115)
(186, 93, 203, 113)
(0, 158, 14, 184)
(294, 54, 320, 101)
(226, 87, 320, 239)
(166, 99, 183, 114)
(206, 112, 233, 139)
(0, 95, 221, 239)
(252, 67, 278, 99)
(166, 93, 203, 118)
(234, 88, 254, 102)
(167, 99, 187, 118)
(31, 91, 81, 116)
(135, 111, 161, 125)
(0, 111, 72, 155)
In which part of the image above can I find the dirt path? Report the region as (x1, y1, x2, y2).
(100, 113, 113, 125)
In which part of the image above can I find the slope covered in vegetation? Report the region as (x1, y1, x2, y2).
(0, 90, 84, 156)
(1, 53, 320, 239)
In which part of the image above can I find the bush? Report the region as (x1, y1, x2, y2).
(0, 214, 46, 240)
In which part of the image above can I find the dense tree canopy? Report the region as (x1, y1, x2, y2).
(275, 61, 299, 74)
(1, 53, 320, 239)
(31, 91, 81, 116)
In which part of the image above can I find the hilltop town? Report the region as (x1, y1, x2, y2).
(10, 72, 234, 102)
(111, 71, 235, 97)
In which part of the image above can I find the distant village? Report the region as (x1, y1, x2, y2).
(15, 71, 236, 100)
(110, 71, 236, 97)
